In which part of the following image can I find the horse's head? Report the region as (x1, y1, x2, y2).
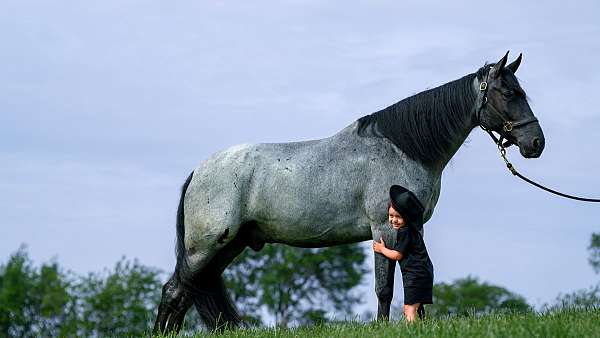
(478, 52, 545, 158)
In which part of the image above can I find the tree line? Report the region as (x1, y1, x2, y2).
(1, 232, 598, 336)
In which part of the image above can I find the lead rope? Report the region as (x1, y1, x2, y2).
(497, 144, 600, 202)
(476, 74, 600, 202)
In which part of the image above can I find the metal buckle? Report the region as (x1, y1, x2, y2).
(479, 82, 488, 91)
(503, 121, 513, 132)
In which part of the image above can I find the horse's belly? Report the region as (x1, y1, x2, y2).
(258, 220, 373, 248)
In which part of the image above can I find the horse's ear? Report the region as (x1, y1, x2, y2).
(506, 53, 522, 74)
(490, 51, 509, 78)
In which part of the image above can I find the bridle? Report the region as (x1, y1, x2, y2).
(474, 71, 600, 202)
(475, 71, 539, 149)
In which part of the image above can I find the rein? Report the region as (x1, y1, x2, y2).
(476, 75, 600, 203)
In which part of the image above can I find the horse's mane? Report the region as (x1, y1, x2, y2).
(357, 66, 488, 167)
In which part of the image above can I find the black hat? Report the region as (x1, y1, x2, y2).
(389, 185, 425, 231)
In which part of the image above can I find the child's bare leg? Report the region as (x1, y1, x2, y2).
(403, 303, 421, 322)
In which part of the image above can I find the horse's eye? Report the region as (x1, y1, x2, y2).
(502, 91, 514, 99)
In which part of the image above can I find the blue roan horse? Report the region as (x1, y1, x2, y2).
(154, 52, 545, 333)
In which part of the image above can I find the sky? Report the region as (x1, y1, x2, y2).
(1, 0, 599, 321)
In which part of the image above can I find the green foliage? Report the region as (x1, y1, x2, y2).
(76, 257, 162, 337)
(553, 283, 600, 309)
(427, 276, 530, 317)
(545, 232, 600, 312)
(1, 244, 368, 335)
(224, 243, 369, 327)
(0, 246, 77, 337)
(0, 247, 162, 337)
(589, 232, 600, 274)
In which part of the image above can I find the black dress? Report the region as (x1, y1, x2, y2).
(393, 226, 434, 305)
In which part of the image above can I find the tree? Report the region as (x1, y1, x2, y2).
(0, 247, 77, 337)
(76, 257, 162, 337)
(427, 276, 530, 317)
(552, 232, 600, 309)
(224, 243, 369, 327)
(554, 284, 600, 308)
(588, 232, 600, 274)
(1, 248, 165, 337)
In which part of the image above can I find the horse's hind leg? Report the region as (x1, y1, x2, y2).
(153, 272, 193, 334)
(186, 222, 253, 330)
(178, 170, 259, 330)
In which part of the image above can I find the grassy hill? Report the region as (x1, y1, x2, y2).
(168, 308, 600, 338)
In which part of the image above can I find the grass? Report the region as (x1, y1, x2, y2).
(155, 308, 600, 338)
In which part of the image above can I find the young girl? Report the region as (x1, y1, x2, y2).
(372, 185, 434, 322)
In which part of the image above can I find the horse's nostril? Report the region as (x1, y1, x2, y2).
(533, 137, 542, 150)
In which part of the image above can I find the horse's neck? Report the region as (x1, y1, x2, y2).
(355, 73, 481, 173)
(437, 77, 481, 171)
(436, 125, 476, 170)
(435, 109, 479, 172)
(410, 76, 480, 173)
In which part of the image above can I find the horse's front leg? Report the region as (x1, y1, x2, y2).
(371, 222, 397, 321)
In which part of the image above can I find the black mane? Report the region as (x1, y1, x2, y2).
(357, 66, 489, 168)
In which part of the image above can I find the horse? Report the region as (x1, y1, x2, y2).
(153, 52, 545, 333)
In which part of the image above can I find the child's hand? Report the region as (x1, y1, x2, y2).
(372, 237, 386, 253)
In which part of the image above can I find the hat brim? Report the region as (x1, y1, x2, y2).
(389, 185, 425, 230)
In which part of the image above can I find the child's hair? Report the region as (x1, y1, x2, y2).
(387, 201, 394, 212)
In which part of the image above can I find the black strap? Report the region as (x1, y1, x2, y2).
(476, 78, 538, 145)
(503, 157, 600, 202)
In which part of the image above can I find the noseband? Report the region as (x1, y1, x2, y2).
(475, 74, 539, 148)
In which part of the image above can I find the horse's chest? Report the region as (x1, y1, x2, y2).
(362, 154, 439, 224)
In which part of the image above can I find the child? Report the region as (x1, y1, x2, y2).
(372, 185, 434, 322)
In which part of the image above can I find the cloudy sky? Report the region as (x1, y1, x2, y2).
(2, 0, 599, 319)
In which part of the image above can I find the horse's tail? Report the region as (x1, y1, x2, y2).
(175, 171, 194, 281)
(173, 171, 244, 330)
(190, 275, 244, 330)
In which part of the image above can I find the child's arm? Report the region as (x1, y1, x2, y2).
(373, 237, 403, 261)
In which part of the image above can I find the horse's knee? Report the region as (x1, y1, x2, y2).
(162, 275, 177, 292)
(160, 275, 185, 305)
(376, 285, 393, 302)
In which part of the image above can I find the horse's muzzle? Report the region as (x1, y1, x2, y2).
(520, 136, 545, 158)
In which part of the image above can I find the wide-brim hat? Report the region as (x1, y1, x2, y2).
(389, 185, 425, 231)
